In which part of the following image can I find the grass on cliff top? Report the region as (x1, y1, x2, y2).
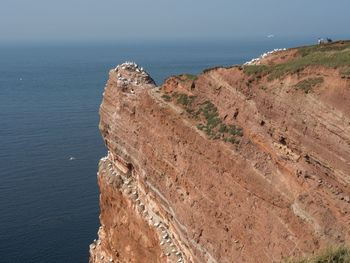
(286, 247, 350, 263)
(202, 65, 240, 74)
(244, 41, 350, 80)
(176, 74, 198, 81)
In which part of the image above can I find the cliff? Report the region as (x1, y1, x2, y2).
(89, 41, 350, 263)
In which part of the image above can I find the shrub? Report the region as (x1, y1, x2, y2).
(295, 77, 324, 93)
(161, 94, 171, 101)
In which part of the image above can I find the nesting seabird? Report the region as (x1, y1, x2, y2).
(130, 89, 135, 94)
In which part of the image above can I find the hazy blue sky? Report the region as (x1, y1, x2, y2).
(1, 0, 349, 43)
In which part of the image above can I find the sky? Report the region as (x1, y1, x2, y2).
(1, 0, 349, 44)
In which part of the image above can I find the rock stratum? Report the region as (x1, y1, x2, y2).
(90, 41, 350, 263)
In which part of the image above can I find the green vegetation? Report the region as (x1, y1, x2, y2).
(176, 74, 198, 81)
(244, 41, 350, 80)
(202, 65, 238, 74)
(295, 77, 324, 93)
(185, 74, 198, 81)
(286, 247, 350, 263)
(340, 68, 350, 75)
(161, 94, 171, 102)
(160, 91, 243, 144)
(202, 66, 222, 73)
(298, 41, 350, 57)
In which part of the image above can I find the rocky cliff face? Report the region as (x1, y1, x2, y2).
(90, 43, 350, 263)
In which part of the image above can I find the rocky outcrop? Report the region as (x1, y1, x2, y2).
(90, 44, 350, 263)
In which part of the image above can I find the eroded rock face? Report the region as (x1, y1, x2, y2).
(90, 53, 350, 263)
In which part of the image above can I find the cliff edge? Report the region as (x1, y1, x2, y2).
(90, 41, 350, 263)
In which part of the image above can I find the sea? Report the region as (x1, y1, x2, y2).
(0, 38, 315, 263)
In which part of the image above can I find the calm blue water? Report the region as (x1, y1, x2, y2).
(0, 38, 314, 263)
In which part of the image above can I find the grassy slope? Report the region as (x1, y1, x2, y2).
(244, 41, 350, 80)
(287, 247, 350, 263)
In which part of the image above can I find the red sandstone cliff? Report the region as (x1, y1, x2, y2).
(90, 43, 350, 263)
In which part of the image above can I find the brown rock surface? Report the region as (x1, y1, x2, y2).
(90, 45, 350, 263)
